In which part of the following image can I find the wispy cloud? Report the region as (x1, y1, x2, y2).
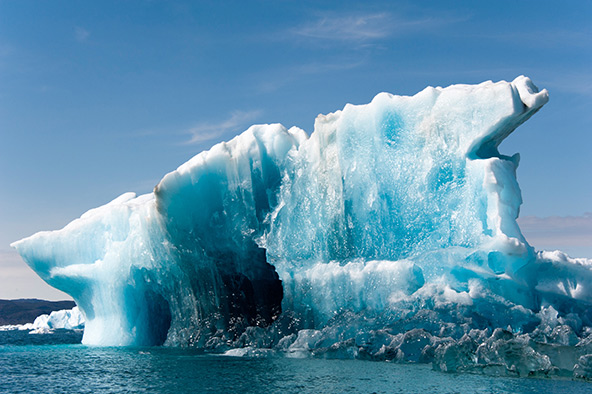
(287, 11, 468, 46)
(253, 10, 467, 93)
(74, 27, 90, 43)
(518, 213, 592, 257)
(185, 110, 262, 144)
(292, 13, 392, 42)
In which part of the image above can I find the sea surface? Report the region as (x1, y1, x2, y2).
(0, 330, 590, 394)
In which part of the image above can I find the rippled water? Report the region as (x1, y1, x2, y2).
(0, 331, 590, 393)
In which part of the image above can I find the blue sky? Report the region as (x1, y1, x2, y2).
(1, 0, 591, 300)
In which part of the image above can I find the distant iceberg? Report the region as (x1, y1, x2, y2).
(12, 76, 592, 377)
(0, 307, 84, 333)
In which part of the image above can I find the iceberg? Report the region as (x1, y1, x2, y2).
(11, 76, 592, 377)
(0, 307, 84, 333)
(28, 306, 85, 333)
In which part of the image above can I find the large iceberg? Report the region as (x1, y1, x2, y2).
(12, 76, 592, 377)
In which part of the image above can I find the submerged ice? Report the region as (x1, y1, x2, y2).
(12, 76, 592, 378)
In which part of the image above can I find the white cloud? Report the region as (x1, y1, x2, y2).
(74, 27, 90, 43)
(288, 11, 467, 45)
(293, 13, 392, 42)
(518, 213, 592, 257)
(253, 10, 466, 93)
(185, 110, 262, 144)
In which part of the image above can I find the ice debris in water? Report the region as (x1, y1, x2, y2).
(11, 76, 592, 378)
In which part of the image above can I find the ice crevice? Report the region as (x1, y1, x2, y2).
(11, 76, 592, 378)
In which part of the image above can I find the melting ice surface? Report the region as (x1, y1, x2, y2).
(12, 77, 592, 378)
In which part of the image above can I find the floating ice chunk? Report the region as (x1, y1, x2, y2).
(223, 347, 275, 358)
(38, 306, 85, 330)
(0, 307, 84, 333)
(574, 354, 592, 380)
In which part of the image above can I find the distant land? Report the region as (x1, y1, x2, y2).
(0, 299, 76, 325)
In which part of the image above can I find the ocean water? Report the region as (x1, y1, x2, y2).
(0, 331, 590, 394)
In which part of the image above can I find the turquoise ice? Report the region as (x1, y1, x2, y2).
(11, 76, 592, 377)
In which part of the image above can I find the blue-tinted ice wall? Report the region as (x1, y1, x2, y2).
(13, 76, 573, 347)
